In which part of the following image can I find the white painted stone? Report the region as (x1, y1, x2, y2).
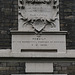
(1, 49, 75, 58)
(12, 33, 66, 53)
(1, 50, 75, 58)
(18, 0, 59, 31)
(26, 62, 53, 73)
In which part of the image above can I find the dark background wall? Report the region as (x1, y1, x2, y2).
(0, 0, 18, 49)
(0, 61, 75, 75)
(0, 0, 75, 49)
(60, 0, 75, 49)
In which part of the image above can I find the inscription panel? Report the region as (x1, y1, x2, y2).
(12, 34, 66, 53)
(22, 4, 55, 20)
(18, 0, 59, 32)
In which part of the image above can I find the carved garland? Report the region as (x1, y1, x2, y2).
(18, 0, 59, 32)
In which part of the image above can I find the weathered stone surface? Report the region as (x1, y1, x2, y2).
(18, 0, 59, 32)
(12, 31, 66, 53)
(26, 62, 53, 73)
(0, 0, 75, 49)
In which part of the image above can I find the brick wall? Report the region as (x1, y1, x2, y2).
(54, 62, 75, 75)
(60, 0, 75, 49)
(0, 0, 75, 49)
(0, 62, 75, 75)
(0, 0, 18, 49)
(0, 62, 25, 75)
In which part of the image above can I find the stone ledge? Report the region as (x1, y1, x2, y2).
(10, 30, 67, 35)
(0, 49, 75, 58)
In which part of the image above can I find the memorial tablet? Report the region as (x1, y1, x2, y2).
(11, 0, 66, 53)
(18, 0, 59, 32)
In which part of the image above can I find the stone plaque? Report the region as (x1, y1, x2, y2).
(18, 0, 59, 32)
(12, 32, 66, 53)
(26, 62, 53, 73)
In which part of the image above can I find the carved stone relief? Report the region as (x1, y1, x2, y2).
(18, 0, 59, 32)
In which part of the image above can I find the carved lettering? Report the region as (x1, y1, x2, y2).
(26, 0, 52, 4)
(18, 0, 59, 32)
(26, 0, 51, 2)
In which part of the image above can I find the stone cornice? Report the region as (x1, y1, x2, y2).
(10, 30, 67, 35)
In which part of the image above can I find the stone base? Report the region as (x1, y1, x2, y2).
(26, 62, 53, 73)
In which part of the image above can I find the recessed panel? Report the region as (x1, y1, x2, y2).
(26, 63, 53, 73)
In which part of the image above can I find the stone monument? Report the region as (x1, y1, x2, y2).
(11, 0, 67, 75)
(18, 0, 59, 32)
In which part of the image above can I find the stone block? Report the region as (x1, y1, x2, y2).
(26, 62, 53, 73)
(12, 31, 67, 53)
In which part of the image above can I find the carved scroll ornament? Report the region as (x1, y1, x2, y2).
(18, 0, 59, 32)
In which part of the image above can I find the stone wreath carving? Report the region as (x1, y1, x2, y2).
(18, 0, 59, 32)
